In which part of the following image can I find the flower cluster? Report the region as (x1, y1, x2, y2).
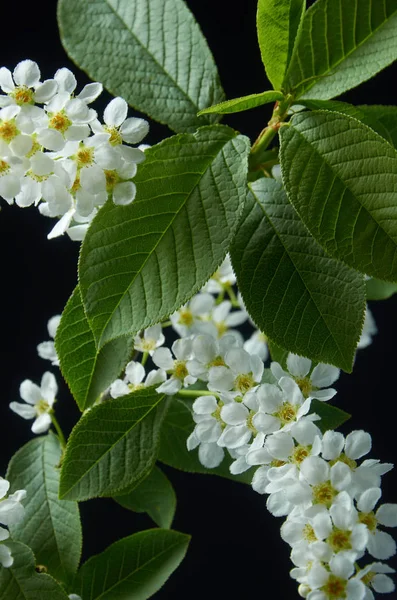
(7, 254, 386, 598)
(0, 60, 149, 240)
(0, 477, 26, 568)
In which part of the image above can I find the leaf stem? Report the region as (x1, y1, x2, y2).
(250, 94, 294, 157)
(176, 389, 219, 399)
(50, 413, 67, 450)
(225, 284, 239, 307)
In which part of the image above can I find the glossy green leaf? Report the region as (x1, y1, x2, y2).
(280, 110, 397, 282)
(257, 0, 305, 90)
(79, 126, 250, 348)
(296, 100, 397, 146)
(6, 434, 81, 583)
(366, 278, 397, 301)
(57, 0, 224, 133)
(0, 542, 69, 600)
(198, 91, 284, 115)
(158, 398, 252, 484)
(284, 0, 397, 99)
(73, 529, 190, 600)
(114, 466, 176, 529)
(59, 388, 168, 501)
(55, 286, 133, 411)
(230, 179, 365, 372)
(311, 399, 351, 433)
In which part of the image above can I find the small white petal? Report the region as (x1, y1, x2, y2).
(54, 68, 77, 93)
(198, 442, 224, 468)
(77, 82, 103, 103)
(32, 413, 52, 434)
(310, 363, 340, 388)
(192, 395, 218, 415)
(125, 361, 145, 385)
(221, 402, 249, 425)
(367, 531, 397, 560)
(0, 67, 15, 93)
(357, 488, 382, 513)
(345, 430, 372, 460)
(376, 503, 397, 527)
(13, 60, 40, 87)
(9, 402, 36, 420)
(120, 117, 149, 143)
(113, 181, 136, 206)
(34, 79, 58, 102)
(19, 380, 41, 405)
(287, 353, 311, 377)
(104, 97, 128, 127)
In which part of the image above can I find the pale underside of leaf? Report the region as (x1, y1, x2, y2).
(285, 0, 397, 99)
(0, 541, 69, 600)
(6, 434, 82, 582)
(198, 90, 284, 115)
(114, 465, 176, 528)
(79, 126, 250, 348)
(59, 390, 167, 501)
(57, 0, 224, 133)
(230, 179, 365, 371)
(55, 286, 133, 411)
(280, 111, 397, 281)
(74, 529, 190, 600)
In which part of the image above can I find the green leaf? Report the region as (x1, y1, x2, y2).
(72, 529, 190, 600)
(296, 100, 397, 146)
(311, 399, 351, 433)
(79, 126, 250, 348)
(366, 278, 397, 300)
(267, 341, 288, 368)
(257, 0, 305, 90)
(230, 179, 365, 372)
(114, 466, 176, 529)
(284, 0, 397, 99)
(158, 398, 252, 484)
(59, 388, 168, 501)
(0, 542, 69, 600)
(57, 0, 224, 133)
(6, 434, 81, 583)
(55, 286, 133, 411)
(280, 110, 397, 282)
(198, 91, 284, 115)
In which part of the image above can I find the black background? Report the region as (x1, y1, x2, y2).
(1, 1, 397, 598)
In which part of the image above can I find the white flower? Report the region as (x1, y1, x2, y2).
(243, 330, 269, 360)
(133, 324, 165, 355)
(271, 353, 340, 401)
(170, 293, 215, 337)
(305, 552, 365, 599)
(356, 487, 397, 560)
(37, 314, 61, 366)
(0, 477, 26, 568)
(154, 338, 197, 395)
(0, 60, 58, 109)
(357, 562, 395, 598)
(91, 97, 149, 145)
(201, 255, 237, 294)
(109, 361, 166, 398)
(208, 347, 263, 393)
(9, 372, 57, 433)
(252, 378, 310, 435)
